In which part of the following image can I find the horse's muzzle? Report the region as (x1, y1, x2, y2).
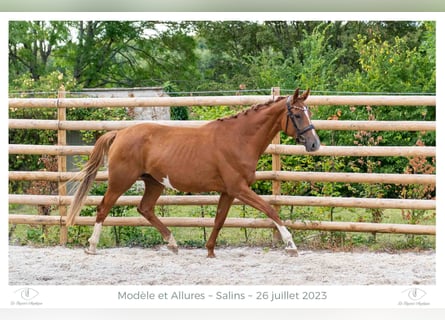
(297, 134, 320, 152)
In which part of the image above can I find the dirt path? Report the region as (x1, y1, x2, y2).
(9, 245, 435, 286)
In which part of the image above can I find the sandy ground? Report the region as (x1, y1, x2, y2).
(9, 245, 435, 286)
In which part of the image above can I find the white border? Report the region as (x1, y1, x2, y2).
(1, 11, 443, 310)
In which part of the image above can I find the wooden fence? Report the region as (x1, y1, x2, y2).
(8, 88, 436, 245)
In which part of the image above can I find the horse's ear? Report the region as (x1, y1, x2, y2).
(300, 88, 310, 101)
(292, 88, 300, 103)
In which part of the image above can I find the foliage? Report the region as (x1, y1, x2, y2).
(163, 81, 189, 120)
(9, 20, 435, 94)
(400, 138, 436, 225)
(9, 21, 199, 89)
(9, 21, 70, 81)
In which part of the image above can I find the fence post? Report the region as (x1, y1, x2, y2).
(57, 85, 68, 245)
(271, 87, 282, 244)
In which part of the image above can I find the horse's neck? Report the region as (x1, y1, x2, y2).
(253, 103, 283, 154)
(230, 101, 284, 156)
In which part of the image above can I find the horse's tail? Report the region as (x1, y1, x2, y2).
(65, 131, 117, 226)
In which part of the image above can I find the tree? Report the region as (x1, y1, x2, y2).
(9, 21, 199, 90)
(9, 21, 69, 81)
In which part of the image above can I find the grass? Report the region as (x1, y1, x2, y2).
(8, 203, 436, 252)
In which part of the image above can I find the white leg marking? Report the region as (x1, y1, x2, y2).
(167, 233, 179, 254)
(161, 176, 178, 191)
(86, 222, 102, 254)
(273, 222, 298, 250)
(168, 233, 178, 247)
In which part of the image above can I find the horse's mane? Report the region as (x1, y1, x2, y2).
(216, 96, 286, 121)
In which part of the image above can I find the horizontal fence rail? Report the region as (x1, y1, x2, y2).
(9, 91, 436, 244)
(9, 195, 436, 210)
(8, 215, 435, 236)
(8, 95, 436, 108)
(8, 119, 436, 131)
(9, 144, 437, 157)
(8, 170, 436, 185)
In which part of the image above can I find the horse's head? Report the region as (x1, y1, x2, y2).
(281, 88, 320, 152)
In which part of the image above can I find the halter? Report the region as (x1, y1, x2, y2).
(285, 96, 315, 138)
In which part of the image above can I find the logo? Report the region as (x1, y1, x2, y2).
(398, 287, 429, 306)
(15, 288, 39, 301)
(402, 288, 427, 301)
(11, 287, 42, 306)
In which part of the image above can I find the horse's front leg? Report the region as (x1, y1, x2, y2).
(272, 222, 299, 256)
(206, 193, 234, 258)
(236, 187, 298, 256)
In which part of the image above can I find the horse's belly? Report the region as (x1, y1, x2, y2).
(145, 138, 224, 192)
(155, 170, 224, 193)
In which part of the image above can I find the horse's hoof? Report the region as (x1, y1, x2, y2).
(285, 248, 299, 257)
(167, 245, 179, 254)
(84, 248, 97, 255)
(207, 253, 216, 258)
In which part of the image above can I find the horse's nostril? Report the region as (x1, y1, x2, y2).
(308, 139, 320, 152)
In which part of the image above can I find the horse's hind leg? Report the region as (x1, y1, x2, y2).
(86, 171, 138, 254)
(138, 176, 178, 253)
(85, 191, 120, 254)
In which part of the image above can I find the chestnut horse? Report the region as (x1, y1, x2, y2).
(66, 88, 320, 257)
